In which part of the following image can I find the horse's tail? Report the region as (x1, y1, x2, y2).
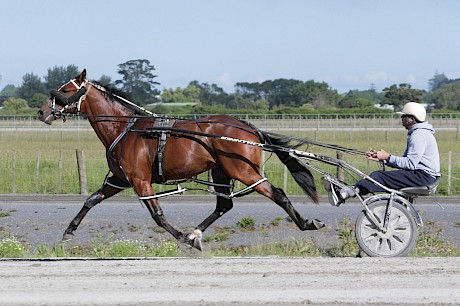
(261, 132, 319, 204)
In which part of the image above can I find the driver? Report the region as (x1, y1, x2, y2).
(324, 102, 441, 206)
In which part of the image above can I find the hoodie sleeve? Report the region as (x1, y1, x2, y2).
(386, 129, 427, 170)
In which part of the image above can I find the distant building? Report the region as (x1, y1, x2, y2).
(374, 103, 394, 111)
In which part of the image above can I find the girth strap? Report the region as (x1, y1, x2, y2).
(151, 118, 176, 183)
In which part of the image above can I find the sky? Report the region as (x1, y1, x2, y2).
(1, 0, 459, 94)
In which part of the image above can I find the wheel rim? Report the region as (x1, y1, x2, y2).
(358, 203, 414, 256)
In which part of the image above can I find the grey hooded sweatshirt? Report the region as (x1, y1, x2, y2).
(386, 121, 440, 178)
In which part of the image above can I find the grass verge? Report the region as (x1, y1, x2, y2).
(1, 219, 458, 258)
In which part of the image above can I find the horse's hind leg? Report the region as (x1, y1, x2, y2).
(195, 167, 233, 232)
(253, 181, 324, 231)
(62, 181, 123, 241)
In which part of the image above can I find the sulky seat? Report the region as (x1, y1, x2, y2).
(399, 176, 441, 198)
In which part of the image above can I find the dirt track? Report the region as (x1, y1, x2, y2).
(1, 257, 459, 305)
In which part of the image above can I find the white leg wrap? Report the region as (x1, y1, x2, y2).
(187, 229, 203, 240)
(188, 229, 203, 250)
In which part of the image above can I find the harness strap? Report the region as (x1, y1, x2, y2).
(138, 177, 268, 201)
(150, 118, 176, 183)
(139, 185, 188, 200)
(101, 171, 132, 190)
(89, 82, 158, 117)
(106, 117, 137, 162)
(230, 178, 267, 198)
(63, 80, 88, 112)
(206, 177, 268, 199)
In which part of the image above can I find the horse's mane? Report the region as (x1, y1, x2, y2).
(93, 81, 130, 99)
(92, 81, 151, 116)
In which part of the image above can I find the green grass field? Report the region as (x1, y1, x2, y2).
(0, 128, 459, 195)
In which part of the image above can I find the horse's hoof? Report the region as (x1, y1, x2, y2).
(193, 237, 203, 251)
(306, 219, 325, 230)
(187, 229, 203, 251)
(62, 233, 74, 242)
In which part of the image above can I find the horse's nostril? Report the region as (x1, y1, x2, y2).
(37, 110, 43, 118)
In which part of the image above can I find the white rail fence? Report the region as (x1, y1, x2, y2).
(1, 113, 460, 130)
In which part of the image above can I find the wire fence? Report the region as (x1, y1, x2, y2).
(0, 149, 459, 196)
(1, 114, 459, 196)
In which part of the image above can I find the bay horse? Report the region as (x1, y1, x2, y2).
(38, 69, 324, 250)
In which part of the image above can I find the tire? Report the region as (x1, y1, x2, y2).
(355, 199, 418, 257)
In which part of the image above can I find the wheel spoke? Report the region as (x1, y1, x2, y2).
(356, 200, 418, 257)
(361, 226, 378, 240)
(376, 238, 387, 254)
(364, 235, 380, 249)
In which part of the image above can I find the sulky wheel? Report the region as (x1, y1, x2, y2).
(355, 199, 418, 257)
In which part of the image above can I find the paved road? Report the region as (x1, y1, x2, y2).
(1, 257, 459, 305)
(1, 195, 459, 249)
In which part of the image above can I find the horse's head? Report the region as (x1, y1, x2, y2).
(38, 69, 89, 124)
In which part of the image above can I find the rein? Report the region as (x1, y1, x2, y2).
(265, 131, 366, 155)
(133, 125, 366, 159)
(50, 80, 365, 156)
(151, 118, 366, 156)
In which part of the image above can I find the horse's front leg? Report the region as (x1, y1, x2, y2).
(63, 183, 123, 241)
(133, 178, 201, 250)
(140, 197, 203, 250)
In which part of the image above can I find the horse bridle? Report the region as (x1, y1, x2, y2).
(49, 79, 90, 121)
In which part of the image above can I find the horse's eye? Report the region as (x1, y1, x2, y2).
(62, 89, 69, 93)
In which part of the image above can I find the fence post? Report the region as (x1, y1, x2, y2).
(58, 150, 63, 193)
(262, 150, 266, 175)
(336, 151, 344, 181)
(283, 166, 288, 192)
(35, 152, 40, 193)
(448, 151, 452, 196)
(76, 149, 88, 195)
(12, 151, 17, 193)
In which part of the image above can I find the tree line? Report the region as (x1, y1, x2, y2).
(1, 59, 459, 115)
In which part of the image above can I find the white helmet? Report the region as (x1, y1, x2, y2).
(396, 102, 426, 122)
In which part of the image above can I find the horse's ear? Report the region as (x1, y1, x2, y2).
(77, 69, 87, 82)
